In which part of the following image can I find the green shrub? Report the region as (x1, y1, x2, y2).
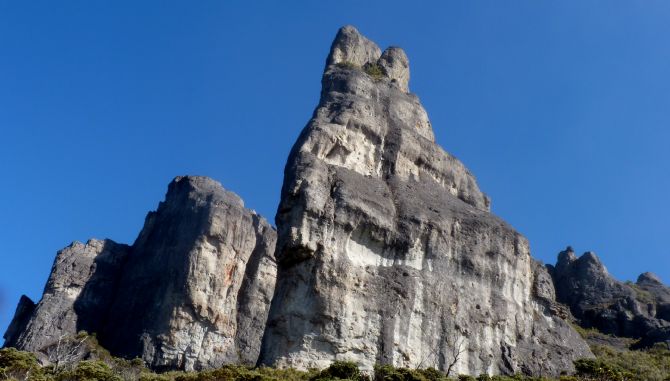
(373, 365, 438, 381)
(415, 368, 442, 381)
(336, 61, 359, 70)
(311, 361, 367, 380)
(0, 347, 48, 381)
(585, 344, 670, 381)
(58, 360, 122, 381)
(363, 63, 384, 80)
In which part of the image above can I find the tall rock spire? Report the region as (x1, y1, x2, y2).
(259, 26, 590, 376)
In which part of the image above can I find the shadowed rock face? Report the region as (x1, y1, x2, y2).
(549, 247, 670, 348)
(259, 26, 591, 377)
(3, 176, 277, 371)
(3, 239, 130, 351)
(100, 176, 277, 371)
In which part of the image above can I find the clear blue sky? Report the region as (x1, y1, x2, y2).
(2, 1, 669, 337)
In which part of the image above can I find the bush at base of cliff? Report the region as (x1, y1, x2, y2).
(582, 344, 670, 381)
(309, 361, 368, 381)
(373, 364, 443, 381)
(56, 360, 122, 381)
(0, 348, 48, 381)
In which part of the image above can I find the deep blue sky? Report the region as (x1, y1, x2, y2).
(2, 1, 669, 337)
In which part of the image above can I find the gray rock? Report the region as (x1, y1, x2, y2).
(4, 176, 277, 371)
(100, 176, 277, 371)
(549, 247, 670, 347)
(3, 296, 36, 348)
(378, 47, 410, 92)
(326, 25, 382, 69)
(3, 239, 130, 352)
(259, 26, 590, 377)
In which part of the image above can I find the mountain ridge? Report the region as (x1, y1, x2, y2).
(4, 26, 667, 378)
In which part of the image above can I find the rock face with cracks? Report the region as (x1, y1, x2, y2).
(259, 26, 591, 376)
(101, 176, 277, 371)
(3, 239, 130, 352)
(3, 176, 277, 372)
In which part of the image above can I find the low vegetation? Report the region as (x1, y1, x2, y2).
(333, 60, 385, 81)
(3, 333, 670, 381)
(362, 62, 384, 80)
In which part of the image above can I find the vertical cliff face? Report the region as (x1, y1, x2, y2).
(259, 26, 590, 376)
(100, 176, 277, 371)
(3, 239, 130, 351)
(3, 176, 277, 371)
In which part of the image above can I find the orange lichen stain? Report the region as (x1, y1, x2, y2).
(224, 264, 237, 284)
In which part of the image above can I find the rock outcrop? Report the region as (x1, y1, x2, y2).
(3, 176, 277, 371)
(549, 247, 670, 348)
(259, 26, 590, 376)
(101, 176, 277, 371)
(3, 239, 130, 352)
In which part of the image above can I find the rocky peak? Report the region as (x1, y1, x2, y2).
(551, 247, 670, 346)
(261, 26, 589, 376)
(101, 176, 277, 370)
(326, 26, 410, 93)
(638, 272, 664, 286)
(378, 47, 410, 92)
(165, 175, 244, 208)
(4, 176, 277, 371)
(326, 25, 382, 69)
(3, 239, 130, 352)
(554, 246, 577, 272)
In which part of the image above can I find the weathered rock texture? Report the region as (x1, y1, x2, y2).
(259, 26, 591, 376)
(3, 176, 277, 371)
(101, 176, 277, 370)
(3, 239, 130, 351)
(549, 247, 670, 348)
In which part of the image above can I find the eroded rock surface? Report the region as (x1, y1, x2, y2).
(549, 247, 670, 348)
(100, 176, 277, 371)
(3, 239, 130, 351)
(259, 26, 590, 376)
(4, 176, 277, 371)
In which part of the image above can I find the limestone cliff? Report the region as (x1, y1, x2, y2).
(3, 240, 129, 351)
(258, 26, 591, 376)
(101, 176, 277, 370)
(3, 176, 277, 371)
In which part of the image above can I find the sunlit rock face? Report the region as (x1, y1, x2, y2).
(101, 176, 277, 371)
(259, 26, 591, 377)
(4, 176, 277, 372)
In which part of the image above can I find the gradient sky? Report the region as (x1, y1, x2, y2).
(2, 1, 669, 339)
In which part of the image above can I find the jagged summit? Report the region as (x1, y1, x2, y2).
(638, 271, 664, 285)
(261, 26, 589, 376)
(550, 247, 670, 348)
(326, 25, 411, 93)
(167, 175, 245, 209)
(8, 26, 646, 377)
(4, 176, 277, 371)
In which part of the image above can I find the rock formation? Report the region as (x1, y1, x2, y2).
(3, 176, 277, 371)
(549, 247, 670, 348)
(101, 176, 277, 370)
(259, 26, 591, 376)
(3, 240, 129, 351)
